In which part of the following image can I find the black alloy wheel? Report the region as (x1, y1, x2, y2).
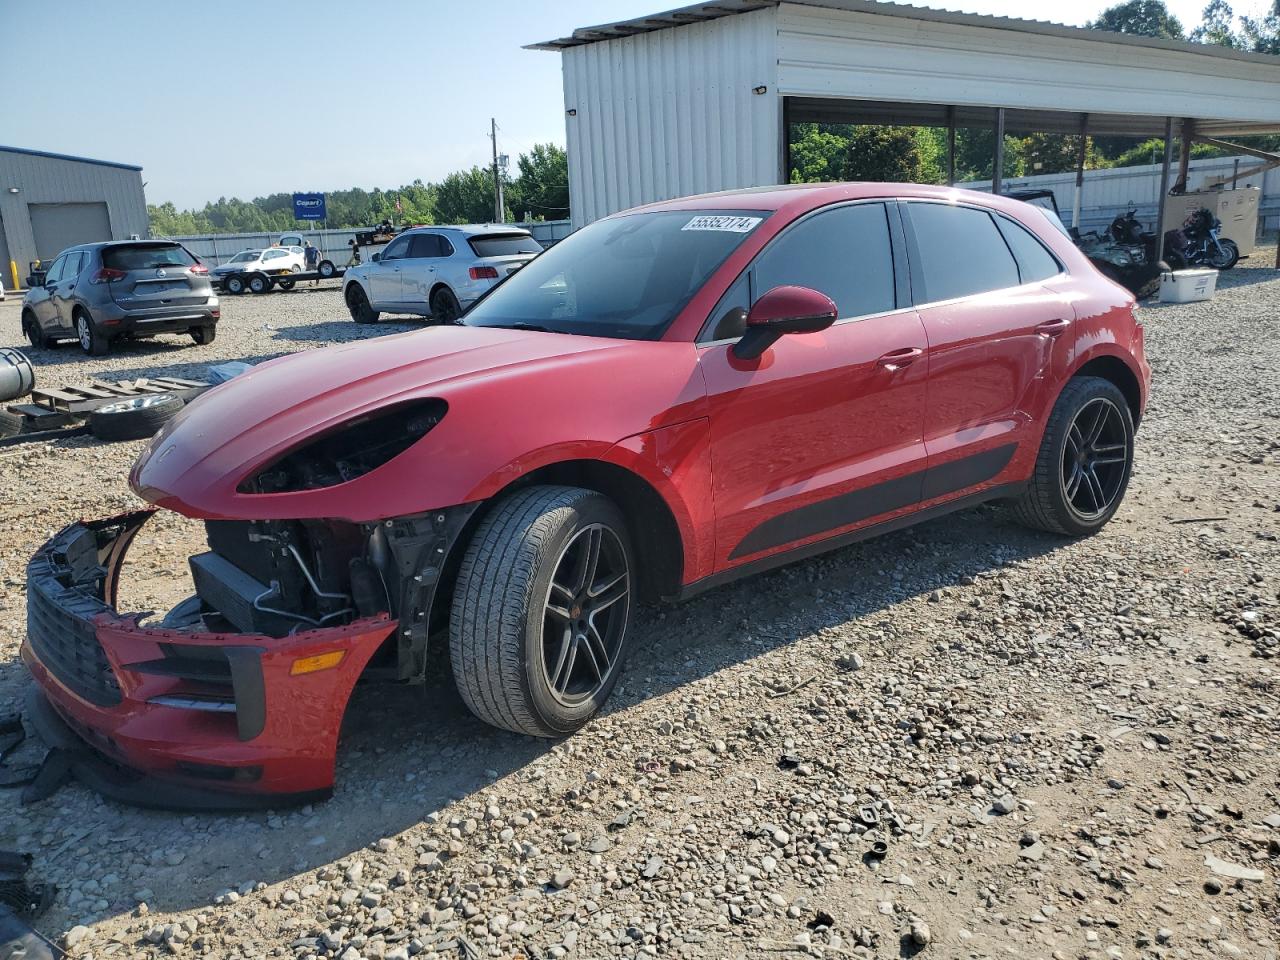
(430, 287, 462, 324)
(1012, 376, 1135, 537)
(1060, 396, 1129, 522)
(541, 523, 631, 707)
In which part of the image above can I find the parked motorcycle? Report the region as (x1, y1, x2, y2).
(1163, 208, 1239, 270)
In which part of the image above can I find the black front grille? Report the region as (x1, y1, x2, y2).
(26, 544, 122, 708)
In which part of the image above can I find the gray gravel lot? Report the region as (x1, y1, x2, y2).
(0, 256, 1277, 960)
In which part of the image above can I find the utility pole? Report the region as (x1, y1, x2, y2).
(490, 118, 504, 224)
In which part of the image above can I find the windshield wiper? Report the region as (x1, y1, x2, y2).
(493, 322, 553, 333)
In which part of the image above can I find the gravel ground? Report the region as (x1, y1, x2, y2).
(0, 255, 1277, 960)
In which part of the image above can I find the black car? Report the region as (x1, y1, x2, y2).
(22, 241, 220, 355)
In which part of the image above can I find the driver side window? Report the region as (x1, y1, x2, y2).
(44, 256, 67, 284)
(700, 203, 897, 342)
(381, 236, 410, 261)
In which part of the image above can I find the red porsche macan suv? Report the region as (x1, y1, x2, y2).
(23, 183, 1150, 807)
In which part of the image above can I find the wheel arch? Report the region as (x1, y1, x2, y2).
(428, 281, 456, 304)
(448, 458, 687, 608)
(1069, 353, 1144, 426)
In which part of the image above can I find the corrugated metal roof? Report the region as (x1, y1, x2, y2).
(0, 145, 143, 172)
(527, 0, 1280, 67)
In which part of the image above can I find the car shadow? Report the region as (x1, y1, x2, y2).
(8, 498, 1073, 929)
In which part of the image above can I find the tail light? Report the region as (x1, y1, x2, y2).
(469, 266, 499, 280)
(91, 267, 127, 284)
(189, 263, 209, 275)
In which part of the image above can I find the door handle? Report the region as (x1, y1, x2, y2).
(877, 347, 923, 371)
(1036, 318, 1070, 337)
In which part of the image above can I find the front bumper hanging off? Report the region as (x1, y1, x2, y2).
(21, 511, 397, 810)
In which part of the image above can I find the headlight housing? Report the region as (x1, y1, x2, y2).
(239, 398, 447, 494)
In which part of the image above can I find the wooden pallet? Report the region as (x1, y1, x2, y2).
(28, 377, 209, 414)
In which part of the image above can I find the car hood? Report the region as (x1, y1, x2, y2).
(130, 325, 703, 521)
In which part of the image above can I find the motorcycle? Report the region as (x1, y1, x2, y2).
(1163, 207, 1239, 270)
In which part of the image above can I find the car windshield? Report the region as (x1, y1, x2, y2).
(101, 243, 197, 270)
(468, 233, 543, 258)
(463, 210, 768, 340)
(230, 251, 261, 263)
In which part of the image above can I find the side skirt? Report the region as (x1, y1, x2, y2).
(674, 482, 1026, 601)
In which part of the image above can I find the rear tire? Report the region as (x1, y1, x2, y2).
(89, 394, 184, 442)
(224, 274, 246, 295)
(318, 260, 336, 279)
(430, 287, 462, 324)
(190, 325, 216, 345)
(1012, 376, 1135, 537)
(76, 311, 108, 356)
(276, 278, 296, 291)
(345, 284, 379, 324)
(248, 273, 271, 294)
(450, 485, 635, 738)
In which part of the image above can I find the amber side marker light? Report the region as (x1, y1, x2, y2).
(290, 651, 347, 676)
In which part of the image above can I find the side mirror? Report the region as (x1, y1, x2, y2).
(732, 285, 838, 360)
(371, 252, 382, 262)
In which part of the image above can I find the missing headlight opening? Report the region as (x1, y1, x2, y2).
(239, 398, 447, 494)
(152, 504, 477, 665)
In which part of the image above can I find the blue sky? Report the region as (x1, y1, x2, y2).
(0, 0, 1241, 209)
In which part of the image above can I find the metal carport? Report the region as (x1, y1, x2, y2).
(530, 0, 1280, 261)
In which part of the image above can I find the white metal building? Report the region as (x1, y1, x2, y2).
(530, 0, 1280, 231)
(0, 146, 149, 288)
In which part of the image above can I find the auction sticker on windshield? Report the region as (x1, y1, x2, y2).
(681, 215, 762, 233)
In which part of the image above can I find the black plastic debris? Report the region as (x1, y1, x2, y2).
(806, 910, 836, 930)
(777, 754, 802, 770)
(0, 851, 59, 960)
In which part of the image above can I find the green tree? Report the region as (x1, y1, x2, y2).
(1089, 0, 1185, 38)
(840, 126, 933, 182)
(1191, 0, 1241, 45)
(434, 167, 500, 224)
(1240, 0, 1280, 53)
(787, 123, 852, 182)
(511, 143, 569, 221)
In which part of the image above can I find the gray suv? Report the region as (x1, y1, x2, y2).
(22, 241, 219, 356)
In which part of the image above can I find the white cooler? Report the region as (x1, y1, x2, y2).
(1159, 268, 1218, 303)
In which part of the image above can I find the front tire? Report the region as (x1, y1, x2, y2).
(318, 260, 336, 279)
(1012, 376, 1135, 537)
(1208, 238, 1239, 270)
(224, 274, 246, 295)
(22, 310, 50, 349)
(345, 284, 379, 324)
(450, 485, 635, 738)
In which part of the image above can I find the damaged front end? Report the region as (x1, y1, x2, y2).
(22, 500, 476, 809)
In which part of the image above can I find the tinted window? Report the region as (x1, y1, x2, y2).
(230, 250, 260, 263)
(753, 204, 895, 320)
(469, 233, 543, 257)
(465, 210, 767, 341)
(381, 236, 410, 260)
(408, 234, 449, 258)
(44, 256, 67, 284)
(102, 244, 196, 271)
(906, 203, 1020, 302)
(995, 216, 1061, 282)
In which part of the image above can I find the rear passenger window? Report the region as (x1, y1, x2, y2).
(752, 203, 896, 320)
(906, 203, 1020, 302)
(409, 234, 449, 258)
(995, 216, 1062, 283)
